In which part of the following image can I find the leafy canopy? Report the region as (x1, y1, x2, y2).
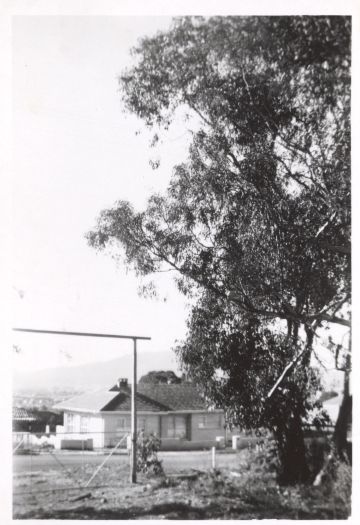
(88, 16, 351, 332)
(174, 292, 328, 432)
(139, 370, 182, 384)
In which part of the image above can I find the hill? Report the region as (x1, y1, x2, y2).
(13, 351, 180, 393)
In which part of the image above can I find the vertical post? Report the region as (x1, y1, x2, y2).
(130, 338, 137, 483)
(82, 434, 84, 474)
(29, 424, 32, 491)
(212, 446, 216, 469)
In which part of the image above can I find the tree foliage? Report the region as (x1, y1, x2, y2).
(87, 16, 351, 482)
(139, 370, 182, 384)
(136, 431, 164, 476)
(88, 16, 350, 332)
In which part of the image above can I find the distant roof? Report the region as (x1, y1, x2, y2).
(53, 390, 120, 412)
(318, 390, 338, 404)
(13, 407, 37, 421)
(53, 383, 208, 413)
(322, 393, 344, 425)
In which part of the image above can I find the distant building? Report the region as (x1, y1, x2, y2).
(53, 378, 239, 450)
(12, 407, 38, 432)
(12, 406, 62, 433)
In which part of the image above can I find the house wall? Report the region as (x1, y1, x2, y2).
(62, 409, 242, 450)
(159, 414, 190, 440)
(190, 412, 226, 442)
(102, 413, 161, 447)
(63, 411, 104, 448)
(143, 414, 161, 435)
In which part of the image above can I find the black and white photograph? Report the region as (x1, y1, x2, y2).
(4, 1, 356, 520)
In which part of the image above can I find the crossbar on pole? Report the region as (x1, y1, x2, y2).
(13, 328, 151, 340)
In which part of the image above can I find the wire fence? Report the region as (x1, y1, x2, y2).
(12, 427, 245, 500)
(13, 425, 336, 513)
(13, 430, 132, 499)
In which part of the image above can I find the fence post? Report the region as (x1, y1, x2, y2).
(212, 446, 216, 469)
(29, 426, 32, 492)
(82, 435, 84, 474)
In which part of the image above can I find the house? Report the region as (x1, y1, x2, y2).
(53, 378, 239, 450)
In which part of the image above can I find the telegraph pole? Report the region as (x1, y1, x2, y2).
(131, 338, 137, 483)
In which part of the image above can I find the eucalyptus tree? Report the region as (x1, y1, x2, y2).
(87, 16, 351, 481)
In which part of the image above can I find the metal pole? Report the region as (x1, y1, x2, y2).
(130, 338, 137, 483)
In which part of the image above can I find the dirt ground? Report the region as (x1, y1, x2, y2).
(13, 450, 350, 519)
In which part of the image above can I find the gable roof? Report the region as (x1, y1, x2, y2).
(102, 390, 170, 412)
(53, 383, 208, 413)
(137, 384, 207, 411)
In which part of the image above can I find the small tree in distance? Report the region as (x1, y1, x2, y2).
(139, 370, 182, 384)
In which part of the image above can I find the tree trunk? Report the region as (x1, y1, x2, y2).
(334, 353, 352, 461)
(275, 412, 310, 485)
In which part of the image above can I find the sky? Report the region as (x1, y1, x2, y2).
(12, 16, 192, 373)
(11, 15, 352, 389)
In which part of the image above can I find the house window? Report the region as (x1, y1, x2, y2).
(198, 414, 222, 429)
(80, 416, 90, 434)
(167, 415, 187, 439)
(66, 413, 75, 433)
(116, 417, 130, 433)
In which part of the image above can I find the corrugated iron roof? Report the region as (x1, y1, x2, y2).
(53, 383, 208, 413)
(53, 389, 120, 412)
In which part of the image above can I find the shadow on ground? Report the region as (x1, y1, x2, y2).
(13, 499, 347, 520)
(14, 502, 209, 520)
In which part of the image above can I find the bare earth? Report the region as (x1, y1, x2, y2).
(13, 450, 349, 519)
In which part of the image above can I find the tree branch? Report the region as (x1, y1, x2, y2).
(267, 345, 309, 399)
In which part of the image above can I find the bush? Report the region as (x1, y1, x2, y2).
(136, 431, 164, 477)
(322, 454, 352, 515)
(239, 437, 279, 477)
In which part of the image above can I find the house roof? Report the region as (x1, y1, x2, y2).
(323, 393, 343, 425)
(102, 391, 170, 412)
(137, 384, 208, 411)
(53, 390, 120, 412)
(53, 383, 208, 413)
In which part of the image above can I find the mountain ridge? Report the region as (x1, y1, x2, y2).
(13, 351, 180, 392)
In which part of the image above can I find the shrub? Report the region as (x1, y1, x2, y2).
(323, 454, 352, 515)
(239, 437, 279, 478)
(136, 431, 164, 476)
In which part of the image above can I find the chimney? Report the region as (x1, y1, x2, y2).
(117, 378, 128, 390)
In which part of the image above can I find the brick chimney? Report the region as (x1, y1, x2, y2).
(116, 378, 128, 390)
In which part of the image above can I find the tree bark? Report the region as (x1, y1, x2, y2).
(275, 411, 310, 485)
(334, 352, 352, 462)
